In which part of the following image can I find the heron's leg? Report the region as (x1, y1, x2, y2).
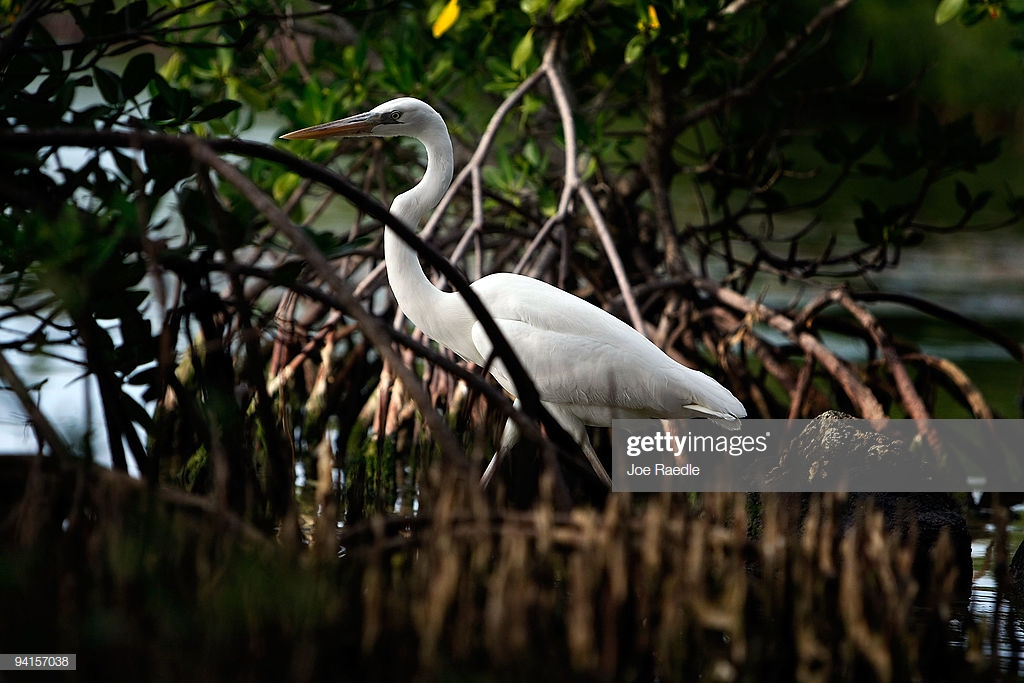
(579, 431, 612, 488)
(480, 400, 521, 490)
(480, 402, 612, 490)
(544, 405, 612, 488)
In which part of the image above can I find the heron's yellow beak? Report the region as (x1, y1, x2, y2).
(280, 111, 379, 140)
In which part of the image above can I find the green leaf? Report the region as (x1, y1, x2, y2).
(935, 0, 966, 24)
(4, 53, 43, 91)
(272, 172, 300, 204)
(119, 391, 154, 431)
(178, 187, 214, 242)
(110, 149, 138, 182)
(93, 66, 122, 105)
(512, 29, 534, 70)
(814, 127, 849, 164)
(122, 52, 155, 98)
(520, 0, 547, 18)
(118, 307, 154, 360)
(121, 0, 148, 27)
(151, 74, 194, 122)
(29, 22, 62, 73)
(218, 11, 236, 39)
(148, 94, 173, 123)
(553, 0, 587, 23)
(270, 260, 305, 286)
(522, 140, 541, 168)
(190, 99, 242, 122)
(972, 189, 993, 212)
(954, 181, 971, 210)
(624, 34, 647, 65)
(895, 227, 925, 247)
(854, 200, 884, 245)
(127, 366, 158, 387)
(87, 0, 115, 23)
(961, 5, 989, 25)
(881, 131, 919, 177)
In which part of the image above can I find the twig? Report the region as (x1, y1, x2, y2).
(0, 349, 73, 460)
(701, 279, 885, 418)
(831, 289, 929, 421)
(851, 291, 1024, 363)
(789, 353, 816, 420)
(542, 37, 645, 332)
(903, 353, 994, 419)
(421, 59, 549, 237)
(830, 289, 948, 462)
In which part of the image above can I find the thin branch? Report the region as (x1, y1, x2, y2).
(0, 0, 55, 72)
(577, 184, 644, 331)
(831, 289, 930, 421)
(700, 279, 886, 418)
(541, 38, 645, 332)
(421, 60, 548, 237)
(904, 353, 994, 419)
(789, 353, 816, 420)
(221, 261, 540, 438)
(851, 291, 1024, 362)
(0, 349, 73, 460)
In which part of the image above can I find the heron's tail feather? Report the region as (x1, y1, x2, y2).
(680, 403, 744, 430)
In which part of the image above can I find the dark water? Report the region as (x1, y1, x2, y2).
(968, 507, 1024, 667)
(750, 230, 1024, 418)
(875, 236, 1024, 418)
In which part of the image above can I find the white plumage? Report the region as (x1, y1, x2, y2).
(282, 97, 746, 488)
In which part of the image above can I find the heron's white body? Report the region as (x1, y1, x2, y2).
(283, 97, 746, 487)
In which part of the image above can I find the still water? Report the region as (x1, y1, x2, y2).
(969, 504, 1024, 668)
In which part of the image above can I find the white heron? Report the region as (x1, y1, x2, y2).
(281, 97, 746, 488)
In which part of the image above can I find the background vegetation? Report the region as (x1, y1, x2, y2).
(1, 0, 1024, 680)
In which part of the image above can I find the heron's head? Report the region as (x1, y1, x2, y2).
(280, 97, 444, 142)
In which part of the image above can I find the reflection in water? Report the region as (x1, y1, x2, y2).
(969, 514, 1024, 670)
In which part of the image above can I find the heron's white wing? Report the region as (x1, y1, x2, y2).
(471, 318, 653, 407)
(468, 273, 745, 424)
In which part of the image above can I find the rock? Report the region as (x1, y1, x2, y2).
(762, 410, 927, 490)
(757, 412, 973, 600)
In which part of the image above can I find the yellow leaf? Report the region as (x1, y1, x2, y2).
(647, 5, 660, 30)
(432, 0, 460, 38)
(637, 4, 660, 31)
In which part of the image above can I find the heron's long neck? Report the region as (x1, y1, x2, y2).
(383, 125, 468, 350)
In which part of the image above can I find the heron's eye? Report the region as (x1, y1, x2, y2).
(389, 111, 401, 121)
